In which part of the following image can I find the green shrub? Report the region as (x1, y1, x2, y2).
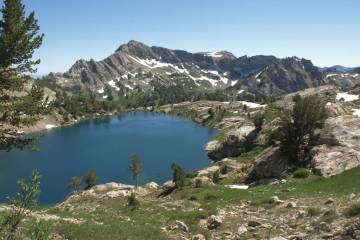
(195, 179, 202, 188)
(212, 170, 220, 184)
(84, 170, 97, 190)
(204, 193, 217, 201)
(66, 176, 82, 192)
(321, 209, 337, 223)
(307, 207, 322, 217)
(293, 168, 310, 178)
(220, 164, 228, 175)
(1, 171, 41, 240)
(171, 162, 186, 189)
(127, 192, 140, 209)
(345, 203, 360, 217)
(189, 195, 198, 201)
(253, 112, 265, 130)
(27, 220, 52, 240)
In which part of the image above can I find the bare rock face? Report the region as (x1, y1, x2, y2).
(205, 125, 256, 160)
(197, 165, 220, 177)
(253, 148, 288, 179)
(192, 176, 215, 186)
(162, 180, 176, 190)
(312, 115, 360, 177)
(145, 182, 160, 189)
(207, 215, 222, 230)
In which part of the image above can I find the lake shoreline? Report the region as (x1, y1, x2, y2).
(1, 111, 217, 205)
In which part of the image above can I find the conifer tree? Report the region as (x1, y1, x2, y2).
(130, 155, 142, 189)
(279, 95, 328, 165)
(0, 0, 48, 151)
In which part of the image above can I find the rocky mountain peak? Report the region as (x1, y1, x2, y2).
(43, 40, 333, 98)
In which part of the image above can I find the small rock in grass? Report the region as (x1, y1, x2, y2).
(270, 196, 284, 204)
(207, 215, 222, 229)
(162, 180, 176, 190)
(175, 220, 189, 232)
(349, 193, 356, 200)
(325, 198, 335, 205)
(192, 234, 206, 240)
(297, 210, 307, 218)
(248, 219, 262, 227)
(198, 219, 208, 230)
(315, 222, 331, 232)
(237, 224, 248, 235)
(145, 182, 159, 189)
(286, 201, 297, 208)
(261, 223, 272, 228)
(271, 237, 287, 240)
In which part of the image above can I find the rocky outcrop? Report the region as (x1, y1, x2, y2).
(205, 125, 256, 160)
(311, 115, 360, 177)
(252, 147, 289, 179)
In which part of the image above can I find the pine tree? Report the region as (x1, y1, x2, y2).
(0, 0, 48, 151)
(279, 95, 328, 165)
(130, 155, 142, 189)
(171, 162, 185, 189)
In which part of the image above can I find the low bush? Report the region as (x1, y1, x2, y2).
(127, 192, 140, 209)
(321, 209, 337, 223)
(220, 164, 228, 175)
(195, 179, 202, 188)
(204, 193, 217, 201)
(294, 168, 310, 178)
(308, 207, 322, 217)
(345, 202, 360, 217)
(212, 170, 220, 184)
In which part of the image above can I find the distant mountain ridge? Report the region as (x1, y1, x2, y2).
(44, 40, 334, 98)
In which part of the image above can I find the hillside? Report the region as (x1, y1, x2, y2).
(2, 84, 359, 239)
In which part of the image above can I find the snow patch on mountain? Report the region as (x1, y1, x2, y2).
(206, 51, 223, 58)
(125, 84, 134, 90)
(352, 109, 360, 117)
(108, 80, 120, 91)
(336, 92, 359, 102)
(231, 80, 238, 87)
(45, 124, 57, 129)
(239, 101, 266, 108)
(129, 55, 173, 69)
(326, 74, 338, 78)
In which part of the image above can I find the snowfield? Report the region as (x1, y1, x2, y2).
(222, 101, 266, 108)
(45, 124, 57, 130)
(231, 80, 238, 87)
(352, 109, 360, 117)
(205, 51, 223, 58)
(125, 84, 134, 90)
(326, 74, 338, 78)
(225, 185, 249, 190)
(336, 93, 359, 102)
(239, 101, 267, 108)
(108, 80, 120, 91)
(128, 55, 229, 86)
(97, 88, 104, 94)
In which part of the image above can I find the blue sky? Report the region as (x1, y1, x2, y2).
(19, 0, 360, 74)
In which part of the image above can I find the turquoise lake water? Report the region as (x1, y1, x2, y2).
(0, 112, 216, 205)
